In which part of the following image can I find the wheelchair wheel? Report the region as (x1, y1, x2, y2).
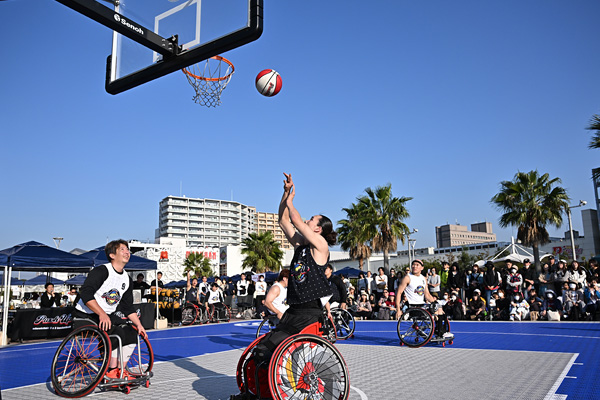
(269, 334, 350, 400)
(236, 336, 271, 398)
(256, 316, 277, 339)
(125, 332, 154, 376)
(51, 325, 111, 398)
(181, 304, 198, 326)
(332, 308, 355, 340)
(198, 306, 210, 324)
(397, 307, 434, 348)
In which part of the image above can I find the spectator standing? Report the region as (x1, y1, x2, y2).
(224, 278, 235, 308)
(553, 260, 568, 295)
(447, 263, 464, 302)
(541, 290, 562, 320)
(388, 269, 397, 295)
(505, 262, 523, 296)
(377, 290, 392, 320)
(366, 271, 375, 295)
(521, 259, 537, 299)
(427, 268, 440, 298)
(440, 262, 450, 293)
(150, 272, 164, 290)
(235, 273, 250, 317)
(67, 287, 78, 306)
(357, 272, 369, 294)
(374, 267, 388, 301)
(547, 257, 557, 272)
(40, 283, 61, 308)
(198, 276, 210, 304)
(324, 264, 347, 309)
(469, 264, 484, 300)
(483, 261, 501, 308)
(254, 275, 268, 311)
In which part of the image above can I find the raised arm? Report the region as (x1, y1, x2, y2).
(286, 182, 328, 258)
(279, 173, 303, 247)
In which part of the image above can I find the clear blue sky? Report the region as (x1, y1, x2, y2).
(1, 0, 599, 253)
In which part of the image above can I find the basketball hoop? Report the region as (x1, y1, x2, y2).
(182, 56, 234, 107)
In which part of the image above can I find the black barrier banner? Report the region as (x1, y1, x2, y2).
(10, 307, 74, 341)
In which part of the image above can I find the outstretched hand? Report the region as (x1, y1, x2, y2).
(283, 172, 293, 193)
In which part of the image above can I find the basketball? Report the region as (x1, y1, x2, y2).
(255, 69, 282, 97)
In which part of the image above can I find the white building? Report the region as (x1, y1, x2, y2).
(156, 196, 256, 248)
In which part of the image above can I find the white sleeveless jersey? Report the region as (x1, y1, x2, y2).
(271, 281, 289, 314)
(404, 273, 427, 305)
(76, 264, 130, 314)
(207, 289, 224, 304)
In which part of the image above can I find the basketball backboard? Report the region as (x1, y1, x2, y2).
(55, 0, 262, 94)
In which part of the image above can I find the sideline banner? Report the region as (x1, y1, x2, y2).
(10, 307, 74, 341)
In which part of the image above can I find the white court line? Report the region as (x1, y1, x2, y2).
(352, 385, 368, 400)
(358, 330, 600, 340)
(543, 353, 579, 400)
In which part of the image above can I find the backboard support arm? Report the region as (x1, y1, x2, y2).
(55, 0, 180, 57)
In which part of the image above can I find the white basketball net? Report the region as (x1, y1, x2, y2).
(182, 56, 234, 107)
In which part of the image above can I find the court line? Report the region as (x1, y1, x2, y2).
(357, 330, 600, 340)
(543, 353, 578, 400)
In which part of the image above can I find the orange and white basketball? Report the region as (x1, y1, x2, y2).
(255, 69, 282, 97)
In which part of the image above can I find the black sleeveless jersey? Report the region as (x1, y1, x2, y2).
(288, 245, 332, 305)
(186, 286, 199, 302)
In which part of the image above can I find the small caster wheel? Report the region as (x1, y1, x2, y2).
(442, 342, 446, 347)
(123, 386, 131, 394)
(145, 380, 150, 388)
(449, 340, 453, 345)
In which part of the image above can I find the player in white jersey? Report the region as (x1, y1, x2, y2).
(73, 240, 147, 380)
(265, 269, 290, 320)
(396, 259, 453, 339)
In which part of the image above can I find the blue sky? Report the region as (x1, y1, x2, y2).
(1, 0, 599, 253)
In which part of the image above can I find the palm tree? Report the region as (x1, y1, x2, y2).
(586, 114, 600, 149)
(356, 184, 412, 273)
(337, 202, 372, 271)
(491, 170, 570, 272)
(182, 252, 214, 278)
(241, 231, 284, 273)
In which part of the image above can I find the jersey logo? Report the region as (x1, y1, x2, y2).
(414, 285, 425, 296)
(293, 262, 309, 283)
(122, 283, 126, 290)
(102, 288, 122, 306)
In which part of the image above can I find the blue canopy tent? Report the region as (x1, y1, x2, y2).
(22, 275, 66, 286)
(332, 266, 362, 279)
(0, 241, 95, 345)
(65, 274, 88, 286)
(0, 274, 24, 286)
(79, 247, 157, 271)
(164, 280, 186, 288)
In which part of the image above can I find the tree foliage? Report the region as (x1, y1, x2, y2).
(491, 170, 570, 270)
(241, 231, 284, 273)
(182, 252, 214, 278)
(586, 114, 600, 150)
(337, 202, 372, 270)
(355, 184, 412, 272)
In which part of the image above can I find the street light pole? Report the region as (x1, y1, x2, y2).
(406, 228, 418, 265)
(567, 200, 586, 262)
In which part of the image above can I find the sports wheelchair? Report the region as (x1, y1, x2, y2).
(256, 307, 355, 341)
(181, 301, 210, 325)
(208, 303, 232, 323)
(51, 319, 153, 397)
(239, 313, 350, 400)
(396, 303, 453, 348)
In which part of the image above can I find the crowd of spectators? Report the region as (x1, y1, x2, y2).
(341, 258, 600, 322)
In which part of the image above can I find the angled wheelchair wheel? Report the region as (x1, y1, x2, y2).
(268, 334, 350, 400)
(181, 304, 198, 326)
(235, 336, 271, 398)
(51, 325, 111, 398)
(125, 332, 154, 376)
(332, 308, 355, 340)
(397, 307, 434, 348)
(256, 316, 277, 339)
(199, 306, 210, 324)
